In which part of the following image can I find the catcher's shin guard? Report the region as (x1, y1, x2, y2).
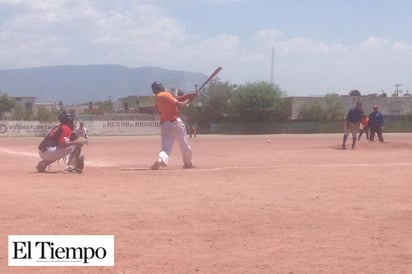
(75, 155, 84, 174)
(68, 145, 80, 166)
(68, 145, 84, 173)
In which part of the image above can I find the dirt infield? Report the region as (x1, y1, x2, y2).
(1, 133, 412, 273)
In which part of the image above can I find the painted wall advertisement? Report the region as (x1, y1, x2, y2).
(0, 121, 160, 137)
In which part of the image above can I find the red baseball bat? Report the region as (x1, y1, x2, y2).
(196, 66, 222, 93)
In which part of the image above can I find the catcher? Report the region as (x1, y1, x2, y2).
(36, 111, 87, 173)
(150, 81, 197, 170)
(357, 114, 369, 141)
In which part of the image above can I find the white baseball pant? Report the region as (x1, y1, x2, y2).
(344, 121, 359, 138)
(39, 145, 76, 163)
(157, 118, 192, 166)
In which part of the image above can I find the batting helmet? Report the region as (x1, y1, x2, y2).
(151, 81, 165, 94)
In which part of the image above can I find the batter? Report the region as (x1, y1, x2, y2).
(150, 81, 195, 170)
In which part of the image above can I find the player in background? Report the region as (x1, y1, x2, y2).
(369, 104, 384, 142)
(37, 111, 87, 173)
(150, 81, 196, 170)
(189, 123, 197, 138)
(75, 122, 89, 144)
(342, 101, 364, 149)
(357, 114, 369, 141)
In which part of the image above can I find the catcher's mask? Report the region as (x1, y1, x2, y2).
(58, 111, 75, 130)
(58, 111, 69, 124)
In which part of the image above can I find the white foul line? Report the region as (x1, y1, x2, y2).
(2, 147, 412, 171)
(0, 147, 38, 157)
(0, 147, 112, 168)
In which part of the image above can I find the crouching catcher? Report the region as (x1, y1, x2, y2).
(37, 111, 87, 173)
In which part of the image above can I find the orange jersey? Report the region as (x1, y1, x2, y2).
(359, 116, 369, 129)
(155, 91, 179, 122)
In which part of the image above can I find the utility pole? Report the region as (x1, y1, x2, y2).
(270, 43, 275, 84)
(394, 84, 401, 96)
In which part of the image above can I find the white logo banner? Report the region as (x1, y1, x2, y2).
(8, 235, 114, 266)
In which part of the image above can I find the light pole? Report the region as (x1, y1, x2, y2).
(270, 43, 275, 84)
(394, 84, 401, 96)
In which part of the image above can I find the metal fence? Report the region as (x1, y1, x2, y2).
(209, 117, 412, 134)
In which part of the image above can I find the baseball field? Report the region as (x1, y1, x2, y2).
(1, 133, 412, 273)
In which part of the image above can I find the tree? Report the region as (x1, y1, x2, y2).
(323, 93, 345, 121)
(273, 98, 291, 122)
(182, 80, 288, 126)
(0, 93, 15, 119)
(230, 81, 283, 122)
(182, 80, 234, 125)
(36, 108, 56, 122)
(11, 104, 34, 120)
(298, 101, 325, 121)
(201, 81, 233, 121)
(407, 103, 412, 120)
(97, 100, 113, 113)
(298, 94, 345, 122)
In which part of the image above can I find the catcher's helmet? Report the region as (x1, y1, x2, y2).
(58, 111, 68, 124)
(58, 111, 75, 128)
(151, 81, 165, 94)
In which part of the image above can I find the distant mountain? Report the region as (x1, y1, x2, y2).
(0, 65, 208, 104)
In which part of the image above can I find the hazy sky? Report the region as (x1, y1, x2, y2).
(1, 0, 412, 96)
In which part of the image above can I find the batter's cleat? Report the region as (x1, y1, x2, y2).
(341, 144, 346, 150)
(151, 159, 161, 170)
(352, 144, 355, 149)
(36, 160, 49, 173)
(183, 163, 195, 169)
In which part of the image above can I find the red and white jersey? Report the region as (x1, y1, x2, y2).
(59, 124, 72, 144)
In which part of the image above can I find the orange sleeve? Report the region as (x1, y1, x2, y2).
(155, 92, 179, 122)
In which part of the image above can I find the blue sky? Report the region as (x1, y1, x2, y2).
(1, 0, 412, 96)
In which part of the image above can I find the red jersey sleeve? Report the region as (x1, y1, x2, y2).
(58, 125, 72, 144)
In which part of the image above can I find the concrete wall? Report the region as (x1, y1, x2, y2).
(0, 120, 160, 137)
(290, 96, 412, 119)
(88, 120, 160, 136)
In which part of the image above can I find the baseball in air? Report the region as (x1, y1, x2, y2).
(267, 138, 271, 143)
